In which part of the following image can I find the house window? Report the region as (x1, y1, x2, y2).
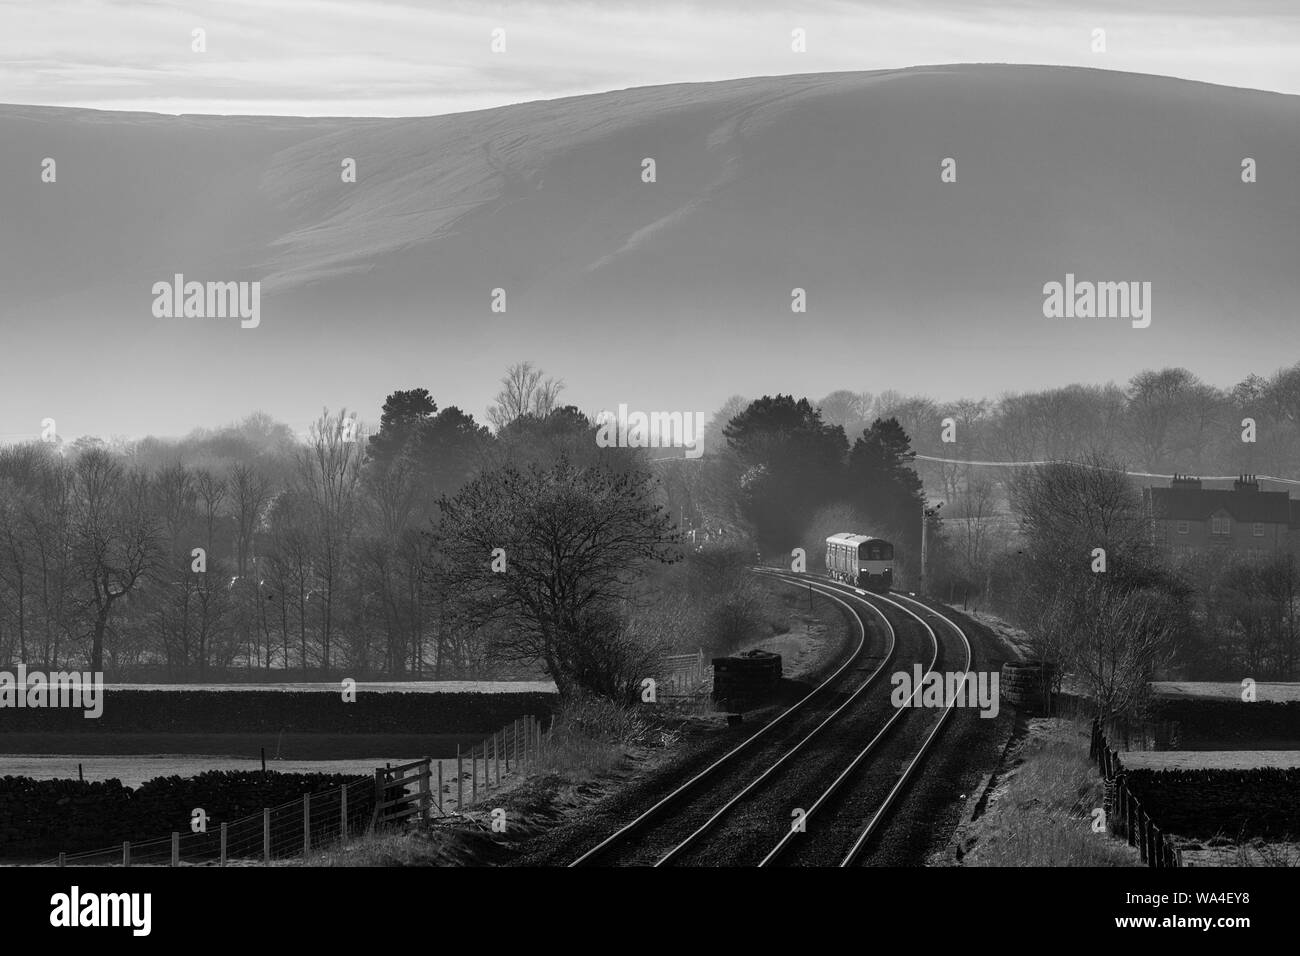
(1211, 516, 1230, 535)
(1253, 522, 1265, 537)
(1176, 521, 1189, 535)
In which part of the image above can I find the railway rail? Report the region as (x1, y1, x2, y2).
(568, 571, 975, 867)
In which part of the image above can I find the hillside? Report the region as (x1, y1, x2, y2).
(2, 65, 1297, 438)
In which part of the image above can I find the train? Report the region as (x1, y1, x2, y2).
(824, 533, 894, 591)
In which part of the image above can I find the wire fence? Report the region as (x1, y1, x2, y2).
(39, 774, 378, 867)
(34, 712, 553, 866)
(1090, 718, 1182, 868)
(450, 713, 550, 813)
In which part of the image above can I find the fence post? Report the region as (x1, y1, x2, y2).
(58, 852, 66, 867)
(340, 785, 348, 841)
(419, 758, 431, 827)
(372, 768, 384, 834)
(457, 745, 464, 811)
(1117, 780, 1127, 840)
(220, 822, 227, 866)
(264, 808, 271, 863)
(171, 831, 179, 867)
(472, 746, 478, 806)
(123, 841, 130, 867)
(303, 793, 311, 857)
(437, 759, 443, 814)
(495, 732, 501, 786)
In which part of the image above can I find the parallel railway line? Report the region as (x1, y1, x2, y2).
(568, 571, 976, 867)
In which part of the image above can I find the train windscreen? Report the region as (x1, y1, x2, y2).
(863, 542, 893, 561)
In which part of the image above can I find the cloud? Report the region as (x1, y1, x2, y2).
(1, 0, 1296, 114)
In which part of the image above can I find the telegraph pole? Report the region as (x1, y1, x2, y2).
(920, 504, 928, 591)
(920, 501, 943, 594)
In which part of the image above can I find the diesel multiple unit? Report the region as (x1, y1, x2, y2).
(824, 532, 894, 591)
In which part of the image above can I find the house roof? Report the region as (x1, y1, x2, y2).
(1150, 487, 1292, 524)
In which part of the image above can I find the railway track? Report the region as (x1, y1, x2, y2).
(768, 580, 974, 866)
(568, 572, 975, 867)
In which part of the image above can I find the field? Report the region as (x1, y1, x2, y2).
(86, 681, 557, 694)
(1123, 750, 1300, 771)
(1151, 681, 1300, 702)
(1, 755, 424, 790)
(0, 682, 553, 797)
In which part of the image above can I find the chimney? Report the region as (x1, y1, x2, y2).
(1234, 474, 1259, 492)
(1171, 474, 1201, 490)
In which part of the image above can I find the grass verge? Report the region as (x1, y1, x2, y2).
(959, 718, 1140, 867)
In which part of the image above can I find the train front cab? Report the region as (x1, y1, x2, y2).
(858, 567, 892, 592)
(857, 539, 894, 592)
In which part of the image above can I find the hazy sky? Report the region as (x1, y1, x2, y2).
(2, 0, 1299, 116)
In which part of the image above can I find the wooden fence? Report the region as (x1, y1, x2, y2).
(372, 758, 432, 830)
(1089, 719, 1182, 868)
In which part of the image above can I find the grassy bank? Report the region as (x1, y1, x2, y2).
(960, 719, 1140, 867)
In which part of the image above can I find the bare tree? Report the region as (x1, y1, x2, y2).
(1060, 582, 1177, 721)
(70, 450, 160, 672)
(431, 459, 677, 700)
(1009, 455, 1153, 575)
(297, 409, 366, 672)
(486, 361, 564, 431)
(954, 473, 1000, 581)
